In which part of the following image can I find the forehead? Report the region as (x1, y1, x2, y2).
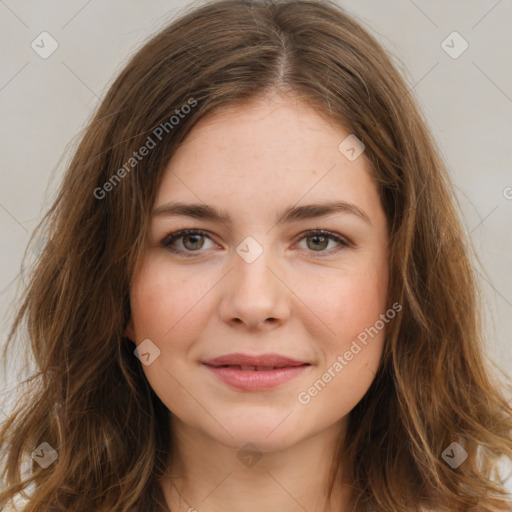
(154, 95, 382, 225)
(169, 94, 352, 170)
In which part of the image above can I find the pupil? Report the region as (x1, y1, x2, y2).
(184, 235, 203, 250)
(309, 235, 327, 251)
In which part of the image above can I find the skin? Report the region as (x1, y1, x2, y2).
(125, 91, 390, 512)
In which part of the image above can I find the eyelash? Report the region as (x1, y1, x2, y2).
(160, 229, 351, 258)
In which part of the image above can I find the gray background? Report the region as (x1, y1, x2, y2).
(1, 0, 511, 486)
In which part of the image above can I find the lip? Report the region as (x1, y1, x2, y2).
(203, 353, 308, 368)
(202, 353, 311, 391)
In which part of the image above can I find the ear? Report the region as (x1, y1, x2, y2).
(125, 319, 135, 342)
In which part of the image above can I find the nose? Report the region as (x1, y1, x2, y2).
(218, 244, 291, 331)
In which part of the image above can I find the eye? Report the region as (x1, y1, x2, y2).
(294, 229, 350, 256)
(160, 229, 217, 257)
(160, 229, 350, 257)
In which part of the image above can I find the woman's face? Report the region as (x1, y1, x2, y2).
(126, 93, 390, 452)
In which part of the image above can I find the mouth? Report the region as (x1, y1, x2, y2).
(207, 363, 307, 372)
(206, 364, 306, 371)
(202, 353, 309, 368)
(201, 353, 311, 390)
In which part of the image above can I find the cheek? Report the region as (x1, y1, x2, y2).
(295, 266, 388, 421)
(129, 256, 217, 345)
(299, 261, 389, 343)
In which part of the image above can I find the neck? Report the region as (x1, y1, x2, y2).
(160, 417, 353, 512)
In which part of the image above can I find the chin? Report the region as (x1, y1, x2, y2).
(202, 412, 308, 453)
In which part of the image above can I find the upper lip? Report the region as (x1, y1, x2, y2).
(202, 353, 309, 368)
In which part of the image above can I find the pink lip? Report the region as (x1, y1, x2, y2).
(202, 353, 311, 391)
(203, 353, 307, 367)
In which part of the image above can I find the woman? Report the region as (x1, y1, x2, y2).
(1, 0, 511, 510)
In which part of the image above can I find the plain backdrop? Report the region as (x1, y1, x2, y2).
(0, 0, 511, 486)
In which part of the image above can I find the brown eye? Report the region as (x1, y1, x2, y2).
(182, 233, 205, 251)
(305, 234, 329, 251)
(161, 228, 349, 258)
(161, 229, 216, 257)
(296, 230, 350, 256)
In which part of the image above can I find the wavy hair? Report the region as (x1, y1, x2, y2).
(1, 0, 511, 510)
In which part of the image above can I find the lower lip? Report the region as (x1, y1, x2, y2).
(203, 364, 310, 391)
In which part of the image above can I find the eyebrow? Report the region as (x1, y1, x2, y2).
(151, 200, 372, 226)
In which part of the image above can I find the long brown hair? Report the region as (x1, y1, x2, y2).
(1, 0, 511, 510)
